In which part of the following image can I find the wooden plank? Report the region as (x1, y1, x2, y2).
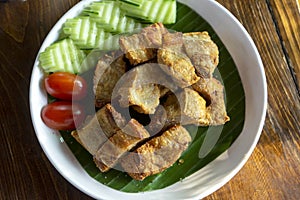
(204, 0, 300, 199)
(268, 0, 300, 89)
(0, 1, 29, 42)
(0, 1, 90, 200)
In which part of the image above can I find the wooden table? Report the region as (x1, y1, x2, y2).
(0, 0, 299, 199)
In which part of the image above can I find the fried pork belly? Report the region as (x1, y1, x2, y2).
(117, 64, 172, 114)
(129, 84, 160, 114)
(157, 48, 200, 88)
(164, 88, 209, 126)
(94, 119, 150, 172)
(158, 85, 171, 98)
(119, 34, 155, 66)
(147, 105, 168, 135)
(119, 23, 168, 65)
(192, 78, 230, 125)
(121, 125, 191, 180)
(157, 31, 200, 88)
(93, 51, 127, 108)
(72, 104, 126, 155)
(161, 32, 205, 88)
(141, 22, 169, 47)
(118, 83, 160, 115)
(183, 32, 219, 78)
(71, 130, 83, 146)
(161, 32, 185, 53)
(97, 104, 127, 136)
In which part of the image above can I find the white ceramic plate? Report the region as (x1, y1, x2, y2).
(29, 0, 267, 199)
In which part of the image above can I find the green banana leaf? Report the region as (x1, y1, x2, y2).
(60, 2, 245, 193)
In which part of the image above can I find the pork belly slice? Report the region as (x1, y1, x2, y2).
(157, 31, 200, 88)
(161, 32, 185, 53)
(121, 125, 191, 180)
(71, 130, 83, 146)
(157, 48, 200, 88)
(119, 23, 168, 65)
(147, 105, 168, 136)
(141, 23, 169, 47)
(116, 63, 173, 114)
(93, 51, 127, 108)
(119, 34, 156, 66)
(192, 78, 230, 125)
(97, 104, 127, 136)
(129, 84, 160, 114)
(183, 32, 219, 78)
(118, 81, 160, 115)
(158, 85, 171, 98)
(163, 88, 209, 126)
(72, 104, 126, 155)
(93, 119, 150, 172)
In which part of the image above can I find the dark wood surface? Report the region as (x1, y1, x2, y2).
(0, 0, 299, 199)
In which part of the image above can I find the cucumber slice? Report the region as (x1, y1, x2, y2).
(118, 0, 144, 6)
(63, 17, 99, 49)
(102, 34, 120, 50)
(84, 1, 120, 29)
(119, 0, 177, 24)
(81, 1, 143, 33)
(63, 17, 119, 50)
(95, 30, 119, 50)
(39, 39, 87, 74)
(115, 16, 143, 33)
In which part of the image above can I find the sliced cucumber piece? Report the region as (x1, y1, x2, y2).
(81, 1, 143, 33)
(119, 0, 177, 24)
(82, 1, 117, 24)
(94, 29, 119, 50)
(39, 39, 87, 74)
(118, 0, 144, 6)
(63, 16, 119, 50)
(84, 1, 120, 30)
(102, 34, 120, 50)
(63, 17, 99, 49)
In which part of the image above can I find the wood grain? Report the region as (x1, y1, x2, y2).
(205, 0, 300, 199)
(0, 1, 89, 199)
(268, 0, 300, 90)
(0, 1, 29, 42)
(0, 0, 299, 199)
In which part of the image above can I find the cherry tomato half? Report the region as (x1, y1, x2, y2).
(45, 72, 87, 101)
(41, 101, 85, 130)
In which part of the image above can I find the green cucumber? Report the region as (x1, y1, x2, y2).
(63, 17, 120, 50)
(95, 29, 120, 50)
(63, 17, 98, 49)
(119, 0, 176, 24)
(39, 39, 87, 74)
(115, 15, 143, 33)
(83, 1, 120, 28)
(118, 0, 144, 6)
(81, 1, 143, 33)
(102, 34, 120, 50)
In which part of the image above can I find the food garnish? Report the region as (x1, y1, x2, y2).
(39, 39, 86, 74)
(41, 101, 85, 131)
(44, 72, 87, 101)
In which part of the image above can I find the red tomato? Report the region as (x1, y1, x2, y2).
(41, 101, 85, 130)
(45, 72, 87, 101)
